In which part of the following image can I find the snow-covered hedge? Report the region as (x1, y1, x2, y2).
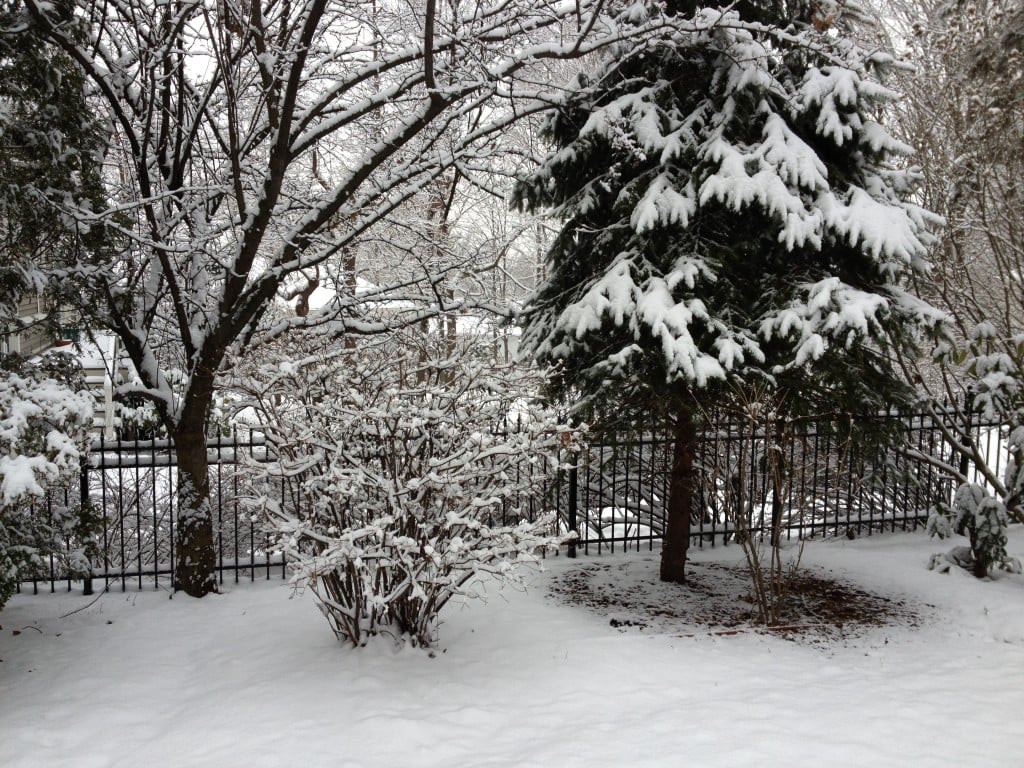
(240, 334, 573, 647)
(0, 354, 94, 608)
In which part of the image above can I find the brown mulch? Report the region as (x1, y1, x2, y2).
(547, 554, 925, 643)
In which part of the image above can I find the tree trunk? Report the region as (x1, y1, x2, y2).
(173, 428, 217, 597)
(660, 407, 697, 584)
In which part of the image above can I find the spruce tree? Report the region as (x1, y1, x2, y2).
(515, 1, 942, 582)
(1, 0, 111, 337)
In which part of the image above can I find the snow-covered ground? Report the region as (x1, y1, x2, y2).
(3, 530, 1023, 768)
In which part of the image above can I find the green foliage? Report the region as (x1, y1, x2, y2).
(515, 3, 941, 429)
(0, 0, 112, 334)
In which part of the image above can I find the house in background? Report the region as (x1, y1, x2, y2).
(3, 292, 121, 439)
(0, 291, 54, 357)
(66, 333, 122, 440)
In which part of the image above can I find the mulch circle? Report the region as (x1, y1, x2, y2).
(548, 555, 924, 642)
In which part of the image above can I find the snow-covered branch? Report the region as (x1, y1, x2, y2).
(235, 330, 572, 647)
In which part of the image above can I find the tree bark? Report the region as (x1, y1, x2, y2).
(173, 427, 217, 596)
(172, 365, 221, 597)
(660, 406, 697, 584)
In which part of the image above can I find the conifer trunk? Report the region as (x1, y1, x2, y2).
(660, 407, 696, 584)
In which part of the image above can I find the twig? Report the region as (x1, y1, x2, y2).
(59, 592, 104, 619)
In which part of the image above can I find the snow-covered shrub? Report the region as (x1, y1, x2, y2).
(0, 354, 94, 608)
(929, 483, 1022, 578)
(969, 336, 1024, 528)
(928, 325, 1024, 578)
(239, 332, 573, 647)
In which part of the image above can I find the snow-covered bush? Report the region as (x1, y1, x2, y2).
(927, 326, 1024, 578)
(929, 483, 1022, 578)
(239, 332, 573, 647)
(968, 333, 1024, 526)
(0, 354, 94, 608)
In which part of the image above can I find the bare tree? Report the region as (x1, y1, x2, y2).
(877, 0, 1024, 574)
(25, 0, 680, 595)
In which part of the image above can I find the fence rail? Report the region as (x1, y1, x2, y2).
(20, 431, 284, 596)
(562, 405, 1006, 556)
(18, 404, 1007, 595)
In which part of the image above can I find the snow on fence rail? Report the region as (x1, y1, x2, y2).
(17, 405, 1007, 594)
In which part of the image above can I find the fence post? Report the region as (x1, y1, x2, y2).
(958, 387, 973, 479)
(80, 456, 93, 596)
(567, 464, 578, 559)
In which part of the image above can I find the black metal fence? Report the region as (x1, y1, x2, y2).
(19, 431, 283, 595)
(18, 404, 1007, 595)
(562, 405, 1006, 556)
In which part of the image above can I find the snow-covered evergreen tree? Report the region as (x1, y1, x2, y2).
(0, 0, 112, 336)
(1, 1, 108, 606)
(515, 1, 943, 582)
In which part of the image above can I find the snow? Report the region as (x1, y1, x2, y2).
(819, 184, 925, 264)
(0, 454, 57, 503)
(0, 373, 93, 505)
(631, 174, 696, 233)
(759, 277, 897, 366)
(3, 529, 1023, 767)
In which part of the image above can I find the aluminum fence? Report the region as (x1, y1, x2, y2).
(17, 404, 1007, 594)
(563, 406, 1006, 556)
(18, 432, 284, 594)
